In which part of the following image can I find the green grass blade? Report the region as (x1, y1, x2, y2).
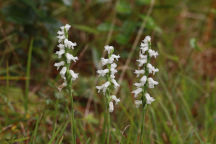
(24, 38, 34, 113)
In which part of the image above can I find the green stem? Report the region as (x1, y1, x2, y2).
(69, 88, 76, 144)
(107, 105, 111, 144)
(140, 102, 146, 144)
(104, 92, 111, 144)
(102, 96, 107, 143)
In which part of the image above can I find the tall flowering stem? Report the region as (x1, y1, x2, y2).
(96, 46, 120, 144)
(132, 36, 159, 144)
(54, 24, 79, 143)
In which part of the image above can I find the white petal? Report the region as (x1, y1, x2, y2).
(65, 24, 71, 31)
(57, 44, 65, 50)
(140, 46, 148, 53)
(136, 56, 147, 67)
(56, 49, 65, 58)
(54, 61, 65, 70)
(140, 76, 147, 84)
(148, 77, 159, 88)
(134, 82, 143, 87)
(110, 54, 120, 61)
(57, 30, 64, 35)
(111, 79, 119, 88)
(96, 81, 110, 94)
(57, 35, 65, 43)
(60, 67, 67, 79)
(134, 70, 145, 77)
(69, 70, 79, 80)
(111, 95, 120, 104)
(105, 45, 114, 54)
(132, 88, 142, 98)
(97, 69, 109, 77)
(64, 39, 77, 49)
(101, 58, 109, 66)
(145, 93, 155, 104)
(148, 49, 158, 58)
(135, 100, 142, 108)
(66, 53, 78, 63)
(111, 63, 117, 69)
(147, 63, 159, 75)
(143, 36, 151, 43)
(109, 101, 114, 112)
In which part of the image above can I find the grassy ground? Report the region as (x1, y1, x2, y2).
(0, 0, 216, 143)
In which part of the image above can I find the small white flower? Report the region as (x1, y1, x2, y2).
(134, 70, 145, 77)
(139, 53, 147, 59)
(111, 79, 119, 88)
(110, 67, 117, 75)
(141, 43, 148, 49)
(110, 54, 120, 61)
(60, 67, 67, 79)
(111, 63, 117, 68)
(56, 49, 65, 58)
(135, 100, 142, 108)
(132, 88, 142, 98)
(140, 42, 149, 54)
(57, 44, 65, 50)
(57, 30, 64, 35)
(148, 77, 159, 88)
(140, 46, 148, 53)
(134, 82, 144, 87)
(69, 70, 79, 80)
(137, 54, 147, 67)
(109, 101, 114, 112)
(110, 63, 118, 75)
(65, 24, 71, 31)
(147, 63, 159, 75)
(145, 93, 155, 104)
(64, 39, 77, 49)
(140, 75, 147, 84)
(54, 61, 65, 70)
(143, 36, 151, 43)
(110, 74, 115, 79)
(97, 69, 109, 77)
(137, 59, 147, 67)
(61, 24, 71, 31)
(111, 95, 120, 104)
(96, 81, 110, 94)
(105, 45, 114, 54)
(101, 58, 109, 66)
(57, 35, 65, 43)
(66, 53, 78, 63)
(148, 49, 158, 58)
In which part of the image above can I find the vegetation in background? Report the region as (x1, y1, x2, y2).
(0, 0, 216, 143)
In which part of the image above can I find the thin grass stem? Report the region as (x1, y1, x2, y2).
(24, 38, 34, 113)
(69, 88, 76, 144)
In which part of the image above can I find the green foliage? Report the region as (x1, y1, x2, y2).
(116, 1, 132, 15)
(0, 0, 215, 143)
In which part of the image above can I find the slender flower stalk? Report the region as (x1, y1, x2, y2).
(96, 45, 120, 143)
(132, 36, 159, 144)
(54, 24, 78, 144)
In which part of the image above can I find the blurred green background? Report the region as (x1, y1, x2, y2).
(0, 0, 216, 143)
